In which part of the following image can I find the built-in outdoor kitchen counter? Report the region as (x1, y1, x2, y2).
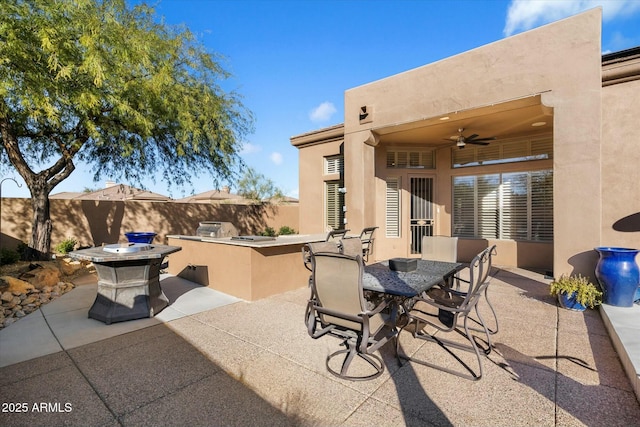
(166, 234, 327, 301)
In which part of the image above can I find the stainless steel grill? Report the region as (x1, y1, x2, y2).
(195, 221, 238, 238)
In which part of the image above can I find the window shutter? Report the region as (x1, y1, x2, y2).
(385, 178, 400, 237)
(452, 176, 476, 237)
(501, 173, 528, 240)
(477, 175, 499, 238)
(453, 170, 553, 242)
(324, 156, 343, 175)
(326, 181, 344, 230)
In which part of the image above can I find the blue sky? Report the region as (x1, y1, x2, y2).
(3, 0, 640, 198)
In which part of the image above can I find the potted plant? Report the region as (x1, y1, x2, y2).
(550, 274, 602, 311)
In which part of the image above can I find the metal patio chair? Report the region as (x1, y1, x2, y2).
(359, 227, 378, 262)
(305, 252, 397, 381)
(397, 249, 491, 380)
(325, 228, 350, 242)
(451, 245, 499, 337)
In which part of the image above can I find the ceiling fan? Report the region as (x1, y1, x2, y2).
(447, 128, 496, 149)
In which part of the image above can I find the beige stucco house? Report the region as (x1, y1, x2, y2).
(291, 9, 640, 278)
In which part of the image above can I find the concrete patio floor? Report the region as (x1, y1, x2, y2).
(0, 267, 639, 426)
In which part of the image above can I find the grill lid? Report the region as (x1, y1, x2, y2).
(103, 243, 152, 254)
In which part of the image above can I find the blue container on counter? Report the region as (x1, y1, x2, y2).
(125, 232, 157, 244)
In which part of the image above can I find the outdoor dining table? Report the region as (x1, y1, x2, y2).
(362, 259, 464, 298)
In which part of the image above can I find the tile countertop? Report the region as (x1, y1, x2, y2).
(166, 234, 328, 248)
(69, 244, 182, 262)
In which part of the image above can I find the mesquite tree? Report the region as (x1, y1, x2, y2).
(0, 0, 253, 259)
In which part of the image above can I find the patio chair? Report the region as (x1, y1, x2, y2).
(338, 237, 364, 258)
(421, 235, 458, 262)
(325, 228, 350, 242)
(397, 249, 491, 380)
(359, 227, 378, 262)
(452, 245, 499, 337)
(302, 241, 340, 271)
(305, 252, 398, 381)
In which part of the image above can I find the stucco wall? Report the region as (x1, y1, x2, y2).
(297, 138, 343, 234)
(601, 78, 640, 249)
(341, 10, 602, 277)
(0, 198, 299, 251)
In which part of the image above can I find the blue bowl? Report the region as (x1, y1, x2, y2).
(125, 232, 157, 244)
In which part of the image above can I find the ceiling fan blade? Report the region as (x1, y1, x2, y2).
(464, 134, 479, 141)
(466, 140, 491, 146)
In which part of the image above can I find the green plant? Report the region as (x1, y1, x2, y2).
(0, 248, 20, 266)
(55, 237, 77, 254)
(278, 226, 297, 235)
(549, 274, 602, 308)
(261, 227, 276, 237)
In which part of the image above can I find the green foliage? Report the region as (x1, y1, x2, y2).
(0, 248, 20, 266)
(0, 0, 253, 255)
(261, 227, 276, 237)
(278, 226, 297, 235)
(549, 274, 602, 308)
(54, 237, 77, 254)
(237, 167, 283, 202)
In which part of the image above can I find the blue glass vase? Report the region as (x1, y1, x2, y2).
(594, 247, 640, 307)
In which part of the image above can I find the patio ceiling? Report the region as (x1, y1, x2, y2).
(374, 95, 553, 147)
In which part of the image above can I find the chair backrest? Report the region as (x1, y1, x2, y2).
(302, 241, 340, 271)
(311, 252, 365, 331)
(339, 237, 363, 258)
(326, 229, 350, 242)
(422, 236, 458, 262)
(359, 227, 377, 244)
(461, 249, 492, 308)
(478, 245, 497, 284)
(359, 227, 378, 257)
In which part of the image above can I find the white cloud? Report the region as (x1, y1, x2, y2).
(309, 101, 337, 123)
(270, 152, 283, 165)
(240, 142, 261, 155)
(504, 0, 640, 36)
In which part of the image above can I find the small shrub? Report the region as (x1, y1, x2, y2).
(261, 227, 276, 237)
(55, 237, 77, 254)
(0, 248, 20, 266)
(278, 226, 297, 235)
(550, 274, 602, 308)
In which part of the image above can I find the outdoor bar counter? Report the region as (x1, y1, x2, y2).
(166, 234, 327, 300)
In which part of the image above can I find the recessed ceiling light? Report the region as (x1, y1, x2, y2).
(531, 121, 546, 127)
(439, 116, 450, 121)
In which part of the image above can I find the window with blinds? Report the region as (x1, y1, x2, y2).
(324, 155, 344, 175)
(385, 177, 401, 237)
(387, 149, 435, 169)
(325, 180, 345, 230)
(452, 170, 553, 242)
(453, 135, 553, 168)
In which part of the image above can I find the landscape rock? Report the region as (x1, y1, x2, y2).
(0, 276, 35, 294)
(0, 262, 88, 329)
(19, 266, 61, 290)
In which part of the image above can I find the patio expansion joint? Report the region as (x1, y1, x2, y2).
(39, 310, 123, 425)
(112, 371, 223, 421)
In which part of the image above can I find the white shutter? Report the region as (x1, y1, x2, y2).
(324, 156, 343, 175)
(452, 176, 476, 237)
(501, 173, 528, 240)
(477, 174, 499, 239)
(385, 178, 400, 237)
(326, 181, 343, 230)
